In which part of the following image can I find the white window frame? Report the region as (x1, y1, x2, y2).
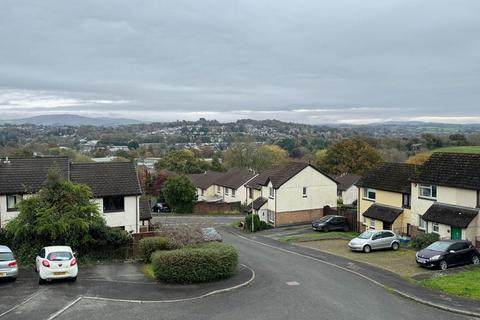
(363, 188, 376, 201)
(217, 185, 221, 193)
(6, 194, 22, 211)
(369, 218, 375, 229)
(269, 187, 274, 199)
(302, 187, 307, 198)
(249, 188, 253, 199)
(201, 189, 205, 196)
(225, 187, 229, 196)
(267, 210, 275, 224)
(402, 193, 411, 208)
(432, 222, 439, 233)
(419, 184, 437, 200)
(418, 214, 426, 230)
(231, 189, 236, 198)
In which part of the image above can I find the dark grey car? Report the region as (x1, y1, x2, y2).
(0, 245, 18, 281)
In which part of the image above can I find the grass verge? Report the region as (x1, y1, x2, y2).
(279, 231, 359, 242)
(433, 146, 480, 153)
(142, 263, 156, 280)
(420, 269, 480, 300)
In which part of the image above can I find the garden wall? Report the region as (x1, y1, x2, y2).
(193, 201, 242, 214)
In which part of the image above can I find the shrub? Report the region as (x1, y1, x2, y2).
(155, 225, 205, 247)
(411, 232, 440, 250)
(151, 242, 238, 284)
(244, 214, 270, 232)
(139, 236, 177, 262)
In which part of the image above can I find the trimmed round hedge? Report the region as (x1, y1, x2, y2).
(151, 242, 238, 284)
(139, 236, 177, 262)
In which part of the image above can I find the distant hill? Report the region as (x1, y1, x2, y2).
(4, 114, 141, 126)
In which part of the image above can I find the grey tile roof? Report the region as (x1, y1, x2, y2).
(356, 163, 418, 194)
(422, 203, 479, 228)
(251, 197, 268, 210)
(190, 170, 224, 189)
(214, 168, 256, 189)
(335, 174, 362, 191)
(139, 197, 152, 221)
(0, 157, 69, 194)
(70, 162, 142, 197)
(414, 152, 480, 190)
(362, 203, 404, 224)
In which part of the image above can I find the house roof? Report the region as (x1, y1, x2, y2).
(335, 174, 362, 191)
(414, 152, 480, 190)
(70, 162, 142, 197)
(0, 157, 69, 194)
(356, 163, 418, 194)
(190, 170, 223, 189)
(213, 168, 256, 189)
(139, 197, 152, 221)
(422, 203, 479, 228)
(362, 204, 404, 224)
(251, 197, 268, 210)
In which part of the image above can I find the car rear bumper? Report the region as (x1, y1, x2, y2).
(39, 266, 78, 280)
(0, 268, 18, 278)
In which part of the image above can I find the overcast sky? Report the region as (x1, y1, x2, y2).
(1, 0, 479, 124)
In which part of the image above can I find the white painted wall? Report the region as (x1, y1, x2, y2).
(276, 166, 337, 213)
(341, 185, 358, 205)
(94, 196, 139, 232)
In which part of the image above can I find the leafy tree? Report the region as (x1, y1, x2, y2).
(405, 152, 431, 165)
(223, 143, 288, 171)
(163, 175, 197, 213)
(210, 155, 224, 172)
(128, 139, 140, 150)
(449, 134, 468, 146)
(315, 138, 382, 175)
(155, 149, 210, 174)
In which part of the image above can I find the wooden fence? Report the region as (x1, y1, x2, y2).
(193, 201, 242, 214)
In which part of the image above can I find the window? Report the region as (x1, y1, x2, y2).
(231, 189, 236, 198)
(103, 196, 125, 212)
(269, 187, 274, 199)
(418, 214, 426, 230)
(201, 189, 205, 196)
(302, 187, 307, 198)
(267, 210, 275, 224)
(363, 188, 376, 201)
(432, 222, 439, 233)
(477, 190, 480, 208)
(225, 187, 229, 196)
(419, 184, 437, 199)
(363, 215, 367, 224)
(6, 194, 22, 211)
(249, 188, 253, 199)
(217, 185, 221, 193)
(370, 218, 375, 229)
(402, 193, 411, 208)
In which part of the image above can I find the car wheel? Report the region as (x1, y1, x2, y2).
(324, 226, 329, 232)
(439, 260, 448, 271)
(70, 276, 77, 282)
(38, 277, 46, 285)
(391, 242, 400, 251)
(363, 245, 371, 253)
(472, 255, 480, 265)
(343, 226, 348, 232)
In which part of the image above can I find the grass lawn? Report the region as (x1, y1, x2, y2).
(142, 263, 155, 280)
(298, 239, 426, 278)
(433, 146, 480, 153)
(279, 231, 359, 243)
(420, 269, 480, 300)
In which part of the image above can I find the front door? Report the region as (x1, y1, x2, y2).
(383, 222, 392, 230)
(451, 227, 462, 240)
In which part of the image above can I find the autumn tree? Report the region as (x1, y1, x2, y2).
(315, 138, 382, 175)
(155, 149, 210, 174)
(405, 152, 431, 165)
(223, 143, 288, 171)
(163, 175, 197, 213)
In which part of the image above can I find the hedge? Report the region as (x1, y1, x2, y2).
(139, 236, 177, 262)
(151, 242, 238, 284)
(411, 232, 440, 250)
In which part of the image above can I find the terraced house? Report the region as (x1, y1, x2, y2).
(246, 162, 337, 227)
(357, 163, 418, 234)
(0, 157, 142, 232)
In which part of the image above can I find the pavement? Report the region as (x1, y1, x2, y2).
(1, 216, 478, 320)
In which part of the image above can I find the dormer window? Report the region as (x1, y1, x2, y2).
(363, 188, 376, 201)
(419, 184, 437, 200)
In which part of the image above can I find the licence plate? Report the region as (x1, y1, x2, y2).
(0, 272, 6, 277)
(54, 272, 66, 276)
(417, 258, 427, 263)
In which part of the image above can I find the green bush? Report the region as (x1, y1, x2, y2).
(411, 232, 440, 250)
(151, 242, 238, 284)
(244, 214, 270, 232)
(139, 236, 177, 262)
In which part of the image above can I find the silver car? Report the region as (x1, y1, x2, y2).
(348, 230, 400, 253)
(0, 245, 18, 281)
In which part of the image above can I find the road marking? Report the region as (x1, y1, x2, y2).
(46, 297, 83, 320)
(227, 231, 480, 319)
(286, 281, 300, 286)
(0, 289, 44, 318)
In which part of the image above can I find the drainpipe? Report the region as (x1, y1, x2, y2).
(274, 188, 277, 228)
(135, 196, 138, 233)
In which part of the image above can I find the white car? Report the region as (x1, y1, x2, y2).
(35, 246, 78, 284)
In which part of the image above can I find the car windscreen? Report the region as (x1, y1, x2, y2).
(47, 251, 73, 261)
(0, 252, 14, 261)
(317, 216, 332, 223)
(426, 242, 451, 252)
(358, 231, 375, 239)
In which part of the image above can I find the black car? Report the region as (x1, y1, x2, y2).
(152, 202, 171, 213)
(312, 215, 349, 232)
(416, 240, 480, 270)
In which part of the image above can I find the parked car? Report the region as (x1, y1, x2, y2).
(348, 230, 400, 253)
(152, 202, 171, 213)
(0, 245, 18, 281)
(35, 246, 78, 284)
(312, 215, 349, 232)
(415, 240, 480, 270)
